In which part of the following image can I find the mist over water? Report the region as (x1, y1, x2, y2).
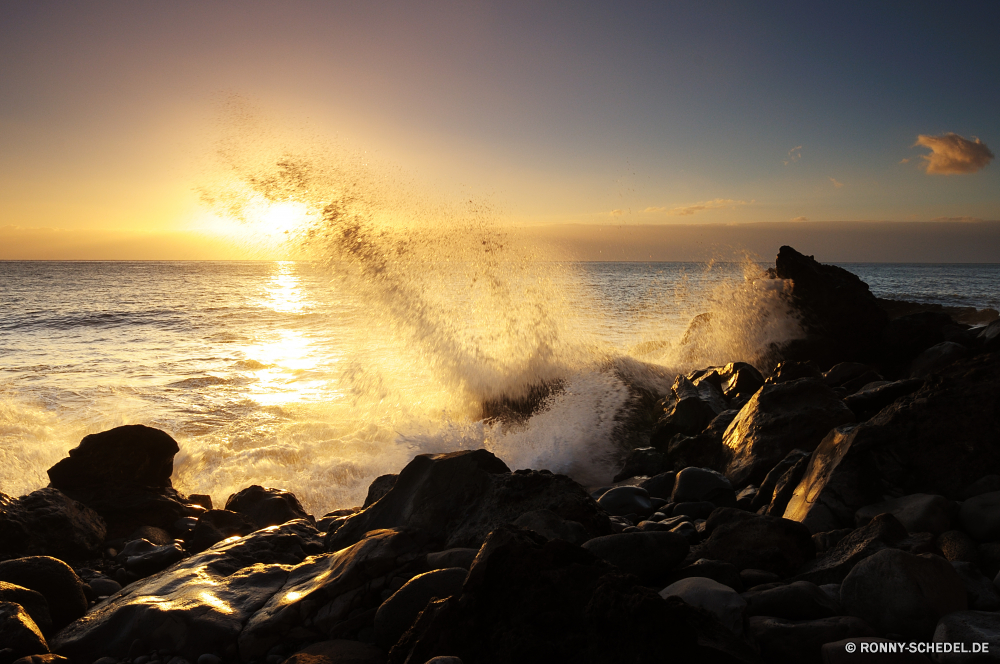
(0, 115, 819, 514)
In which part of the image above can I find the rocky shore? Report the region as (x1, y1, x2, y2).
(3, 246, 1000, 664)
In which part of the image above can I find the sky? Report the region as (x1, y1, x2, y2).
(1, 1, 998, 260)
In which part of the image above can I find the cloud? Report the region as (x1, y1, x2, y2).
(610, 209, 624, 216)
(915, 133, 994, 174)
(663, 198, 753, 216)
(931, 216, 984, 223)
(829, 177, 844, 188)
(899, 158, 910, 164)
(783, 146, 803, 165)
(642, 206, 667, 213)
(790, 216, 808, 222)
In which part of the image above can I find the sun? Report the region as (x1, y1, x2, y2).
(257, 201, 310, 239)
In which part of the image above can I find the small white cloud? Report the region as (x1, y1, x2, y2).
(931, 216, 983, 223)
(610, 209, 624, 217)
(783, 146, 803, 165)
(642, 206, 668, 213)
(664, 199, 752, 216)
(790, 216, 808, 222)
(829, 177, 844, 189)
(899, 158, 910, 164)
(915, 133, 994, 175)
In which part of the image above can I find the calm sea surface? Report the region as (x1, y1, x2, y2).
(2, 260, 997, 513)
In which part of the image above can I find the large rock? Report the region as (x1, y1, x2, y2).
(387, 525, 759, 664)
(784, 354, 1000, 533)
(596, 486, 654, 519)
(742, 580, 840, 620)
(840, 549, 967, 640)
(0, 488, 106, 561)
(511, 509, 589, 545)
(753, 449, 811, 512)
(703, 512, 815, 577)
(326, 450, 610, 551)
(46, 425, 202, 537)
(771, 246, 889, 368)
(855, 494, 956, 535)
(0, 581, 52, 636)
(880, 312, 957, 378)
(660, 577, 746, 635)
(374, 568, 467, 649)
(793, 513, 908, 585)
(932, 611, 1000, 662)
(671, 467, 735, 507)
(910, 341, 969, 379)
(225, 485, 310, 530)
(649, 376, 722, 448)
(581, 531, 689, 583)
(51, 519, 324, 661)
(722, 378, 854, 487)
(189, 509, 256, 552)
(0, 601, 48, 660)
(0, 557, 87, 632)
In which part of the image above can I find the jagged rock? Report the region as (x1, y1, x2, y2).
(364, 475, 398, 509)
(662, 558, 744, 592)
(374, 568, 467, 649)
(0, 582, 52, 636)
(612, 447, 664, 482)
(742, 580, 840, 620)
(650, 376, 721, 448)
(671, 467, 735, 507)
(327, 451, 610, 552)
(0, 488, 106, 561)
(581, 531, 689, 583)
(855, 494, 956, 535)
(785, 355, 1000, 533)
(716, 362, 765, 403)
(793, 514, 908, 585)
(910, 341, 970, 379)
(931, 611, 1000, 662)
(189, 509, 256, 552)
(703, 511, 814, 577)
(46, 425, 202, 537)
(0, 557, 87, 632)
(51, 520, 324, 661)
(660, 577, 747, 635)
(765, 453, 811, 517)
(750, 615, 877, 664)
(0, 601, 48, 660)
(387, 525, 758, 664)
(512, 510, 589, 545)
(225, 485, 310, 530)
(841, 548, 966, 640)
(771, 245, 889, 368)
(722, 378, 854, 487)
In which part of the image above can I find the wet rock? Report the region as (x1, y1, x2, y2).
(388, 525, 757, 664)
(581, 531, 689, 583)
(765, 453, 812, 518)
(749, 615, 877, 664)
(88, 577, 122, 597)
(637, 471, 676, 500)
(931, 611, 1000, 662)
(327, 451, 611, 552)
(753, 449, 811, 512)
(717, 362, 765, 403)
(0, 488, 107, 562)
(820, 637, 931, 663)
(937, 530, 980, 565)
(660, 577, 746, 635)
(671, 467, 735, 507)
(767, 360, 822, 384)
(843, 378, 923, 421)
(598, 485, 654, 519)
(364, 475, 398, 509)
(613, 447, 664, 482)
(794, 513, 908, 585)
(46, 425, 202, 537)
(771, 245, 889, 368)
(0, 557, 87, 632)
(910, 341, 969, 379)
(51, 519, 324, 661)
(10, 655, 71, 664)
(742, 580, 840, 620)
(736, 486, 758, 510)
(703, 511, 814, 577)
(425, 549, 477, 571)
(117, 538, 186, 577)
(649, 376, 722, 448)
(0, 581, 52, 636)
(282, 640, 386, 664)
(0, 601, 48, 660)
(374, 568, 467, 649)
(225, 485, 310, 530)
(189, 509, 256, 552)
(722, 378, 855, 487)
(661, 558, 744, 592)
(822, 362, 875, 389)
(511, 509, 589, 545)
(855, 494, 956, 535)
(951, 561, 1000, 611)
(841, 548, 967, 640)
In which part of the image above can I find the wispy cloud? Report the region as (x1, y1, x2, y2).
(790, 216, 808, 222)
(829, 177, 843, 189)
(654, 198, 754, 216)
(931, 216, 984, 223)
(783, 146, 803, 165)
(610, 209, 624, 216)
(915, 133, 994, 175)
(898, 158, 910, 164)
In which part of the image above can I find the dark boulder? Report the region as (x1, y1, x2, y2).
(763, 452, 811, 517)
(951, 561, 1000, 611)
(843, 378, 923, 421)
(612, 447, 664, 482)
(327, 451, 611, 551)
(766, 360, 822, 384)
(189, 509, 256, 552)
(771, 245, 889, 368)
(703, 512, 815, 577)
(722, 378, 854, 487)
(0, 601, 48, 661)
(0, 557, 87, 632)
(909, 341, 969, 379)
(752, 449, 811, 512)
(0, 488, 106, 561)
(671, 467, 735, 508)
(282, 640, 386, 664)
(749, 615, 877, 664)
(0, 581, 52, 636)
(784, 354, 1000, 533)
(931, 611, 1000, 659)
(596, 486, 653, 519)
(637, 471, 676, 500)
(225, 485, 310, 530)
(662, 558, 745, 592)
(581, 531, 689, 583)
(649, 376, 721, 449)
(742, 580, 840, 620)
(511, 509, 589, 545)
(880, 311, 956, 378)
(46, 425, 202, 538)
(793, 513, 908, 586)
(116, 538, 186, 577)
(373, 567, 467, 649)
(854, 494, 956, 535)
(364, 474, 398, 508)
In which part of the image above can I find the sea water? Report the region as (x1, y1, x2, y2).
(1, 258, 996, 515)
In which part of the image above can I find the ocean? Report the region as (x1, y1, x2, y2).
(2, 259, 998, 516)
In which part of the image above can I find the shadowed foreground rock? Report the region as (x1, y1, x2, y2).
(0, 488, 106, 562)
